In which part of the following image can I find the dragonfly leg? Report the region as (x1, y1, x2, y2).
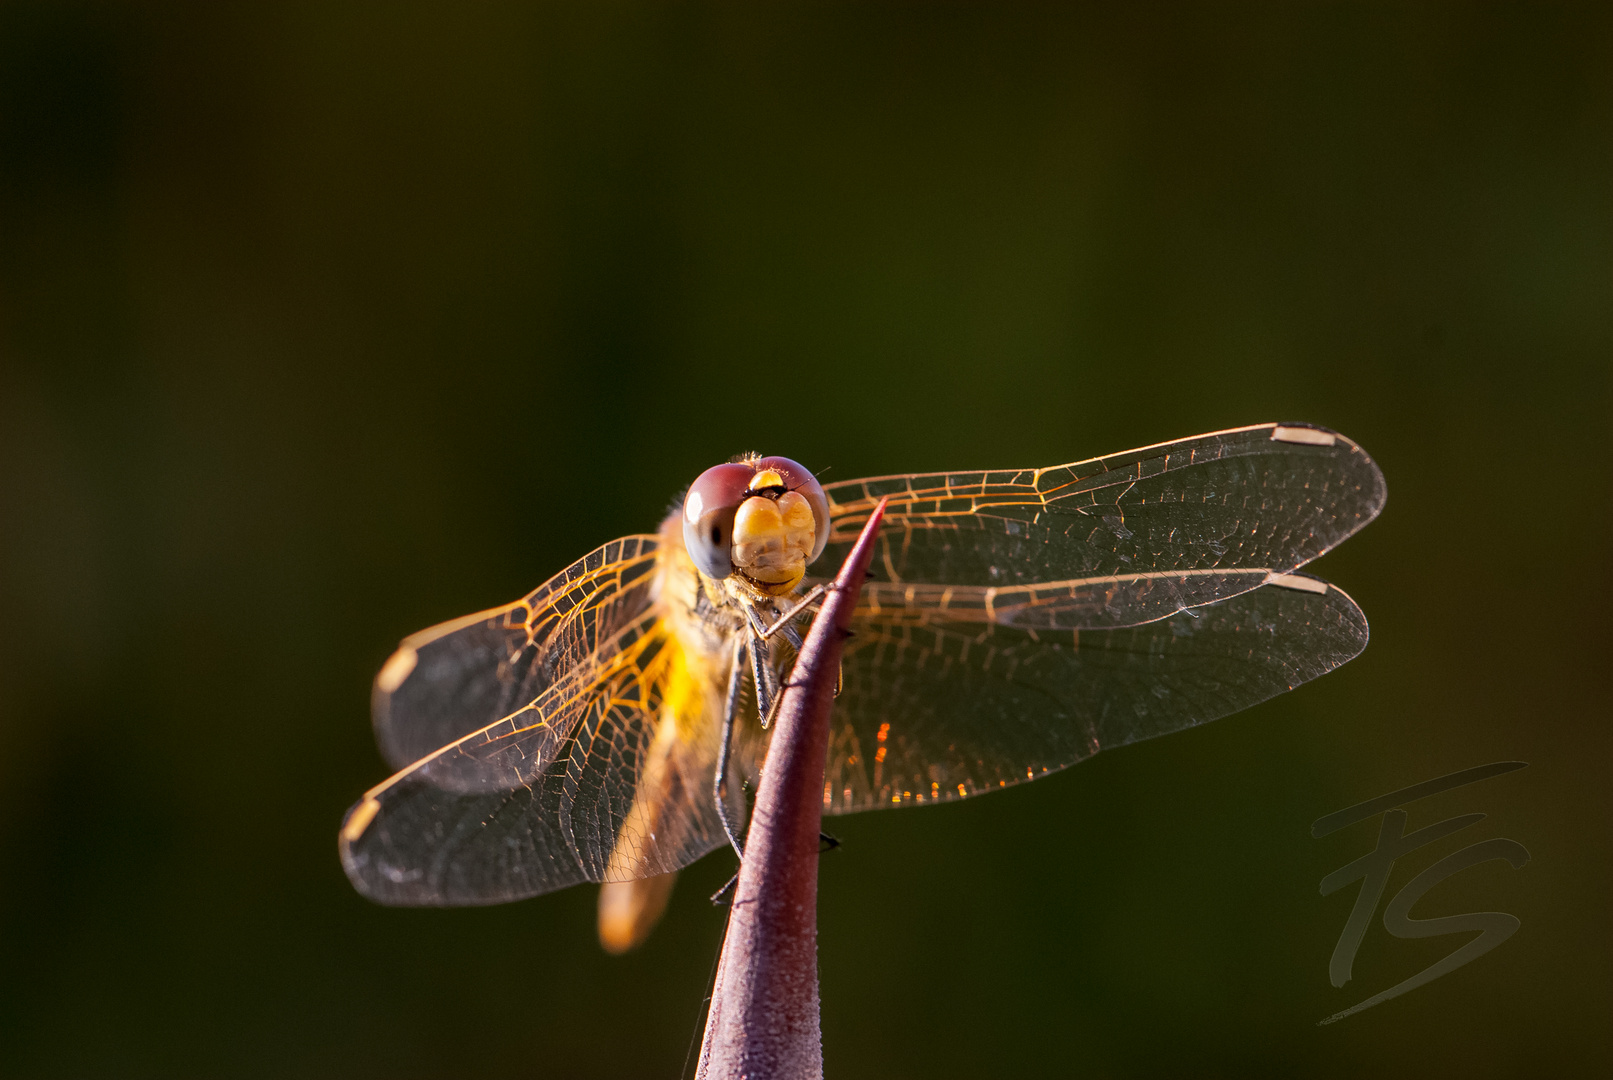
(753, 612, 830, 726)
(755, 620, 806, 729)
(760, 684, 787, 729)
(709, 870, 739, 906)
(713, 637, 748, 862)
(752, 583, 829, 640)
(750, 624, 782, 729)
(748, 582, 848, 729)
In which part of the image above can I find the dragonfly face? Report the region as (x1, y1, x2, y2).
(682, 455, 830, 596)
(340, 423, 1385, 953)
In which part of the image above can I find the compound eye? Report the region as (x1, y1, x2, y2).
(682, 462, 754, 579)
(753, 456, 830, 562)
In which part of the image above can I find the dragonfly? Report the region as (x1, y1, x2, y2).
(339, 423, 1385, 952)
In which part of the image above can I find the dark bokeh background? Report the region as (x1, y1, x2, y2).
(2, 3, 1608, 1077)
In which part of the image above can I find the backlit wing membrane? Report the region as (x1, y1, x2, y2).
(819, 424, 1385, 604)
(854, 567, 1277, 631)
(823, 575, 1367, 814)
(341, 423, 1386, 908)
(372, 536, 661, 770)
(341, 605, 742, 905)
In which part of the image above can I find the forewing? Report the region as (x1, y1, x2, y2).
(340, 608, 735, 906)
(822, 574, 1368, 815)
(372, 535, 661, 770)
(819, 424, 1385, 602)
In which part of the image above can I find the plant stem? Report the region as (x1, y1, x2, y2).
(696, 499, 887, 1080)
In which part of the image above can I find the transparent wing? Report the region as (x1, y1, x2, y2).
(341, 607, 741, 906)
(822, 574, 1368, 815)
(853, 568, 1279, 632)
(371, 535, 661, 770)
(819, 424, 1385, 612)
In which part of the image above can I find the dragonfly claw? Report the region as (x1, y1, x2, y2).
(709, 870, 740, 906)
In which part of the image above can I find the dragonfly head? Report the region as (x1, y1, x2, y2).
(682, 455, 830, 597)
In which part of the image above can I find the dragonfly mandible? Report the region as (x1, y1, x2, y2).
(339, 423, 1385, 951)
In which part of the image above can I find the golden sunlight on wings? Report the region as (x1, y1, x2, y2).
(371, 535, 661, 770)
(822, 575, 1368, 815)
(818, 423, 1385, 594)
(853, 567, 1278, 631)
(341, 603, 744, 907)
(341, 424, 1385, 916)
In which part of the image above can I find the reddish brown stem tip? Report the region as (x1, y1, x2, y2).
(697, 499, 887, 1080)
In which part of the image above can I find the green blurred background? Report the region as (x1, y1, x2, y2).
(1, 3, 1608, 1077)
